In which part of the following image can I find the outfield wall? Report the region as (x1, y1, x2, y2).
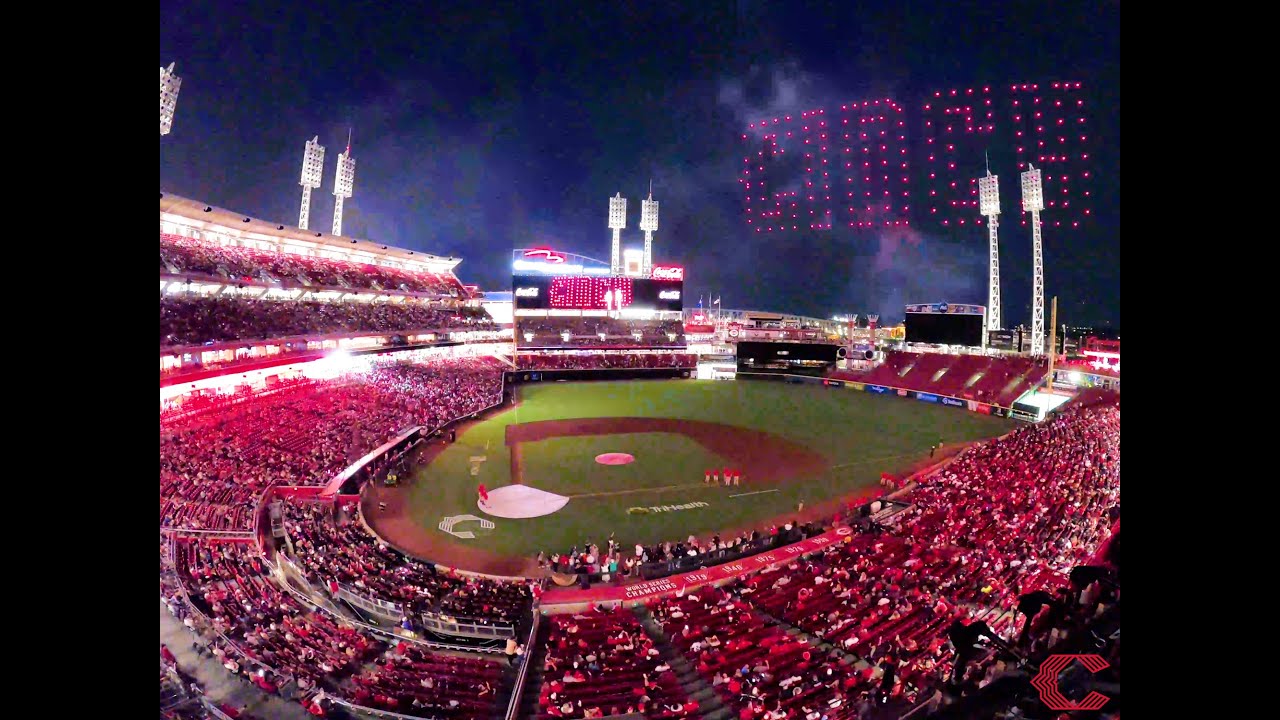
(735, 370, 1014, 418)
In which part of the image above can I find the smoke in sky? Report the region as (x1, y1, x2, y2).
(713, 61, 987, 322)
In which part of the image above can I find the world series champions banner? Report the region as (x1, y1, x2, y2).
(540, 526, 855, 606)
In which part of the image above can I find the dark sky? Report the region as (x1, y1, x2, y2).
(160, 0, 1119, 327)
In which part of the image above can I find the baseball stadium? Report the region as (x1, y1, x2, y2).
(160, 15, 1119, 720)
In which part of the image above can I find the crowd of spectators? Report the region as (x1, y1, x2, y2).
(284, 501, 534, 628)
(160, 357, 504, 532)
(161, 233, 467, 296)
(161, 294, 494, 348)
(157, 315, 1117, 718)
(538, 607, 695, 719)
(164, 536, 510, 719)
(653, 586, 879, 719)
(518, 317, 685, 349)
(174, 540, 377, 696)
(350, 641, 505, 718)
(542, 521, 820, 582)
(516, 353, 697, 371)
(710, 396, 1120, 709)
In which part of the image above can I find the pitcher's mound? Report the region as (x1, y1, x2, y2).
(481, 485, 570, 519)
(596, 453, 635, 465)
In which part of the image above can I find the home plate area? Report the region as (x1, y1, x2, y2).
(480, 485, 569, 519)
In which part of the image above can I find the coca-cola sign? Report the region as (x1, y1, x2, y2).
(652, 265, 684, 281)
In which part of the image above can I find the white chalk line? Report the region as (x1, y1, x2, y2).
(728, 489, 780, 499)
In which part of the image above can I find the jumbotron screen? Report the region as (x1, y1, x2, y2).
(512, 275, 684, 311)
(904, 303, 986, 347)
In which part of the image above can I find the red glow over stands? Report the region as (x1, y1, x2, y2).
(161, 233, 470, 297)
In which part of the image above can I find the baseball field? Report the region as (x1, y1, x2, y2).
(365, 379, 1012, 575)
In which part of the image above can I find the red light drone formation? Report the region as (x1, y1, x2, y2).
(742, 99, 910, 233)
(742, 82, 1094, 233)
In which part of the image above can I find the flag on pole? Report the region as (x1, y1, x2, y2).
(713, 296, 721, 305)
(698, 295, 704, 309)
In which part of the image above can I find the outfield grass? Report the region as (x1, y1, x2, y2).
(403, 379, 1012, 558)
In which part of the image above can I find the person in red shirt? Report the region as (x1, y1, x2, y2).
(160, 644, 176, 666)
(477, 483, 489, 507)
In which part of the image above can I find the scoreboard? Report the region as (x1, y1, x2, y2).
(513, 274, 684, 312)
(904, 303, 986, 347)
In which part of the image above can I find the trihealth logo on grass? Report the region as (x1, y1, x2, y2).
(628, 502, 709, 514)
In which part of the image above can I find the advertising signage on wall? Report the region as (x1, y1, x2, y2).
(915, 392, 940, 403)
(940, 396, 965, 408)
(904, 302, 985, 315)
(512, 274, 684, 312)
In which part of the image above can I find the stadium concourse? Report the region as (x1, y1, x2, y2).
(160, 225, 1119, 720)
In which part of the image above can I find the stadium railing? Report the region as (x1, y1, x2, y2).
(199, 697, 238, 720)
(324, 697, 434, 720)
(169, 542, 292, 686)
(418, 613, 515, 640)
(276, 553, 500, 655)
(336, 583, 404, 622)
(634, 525, 813, 581)
(160, 527, 256, 540)
(503, 611, 541, 720)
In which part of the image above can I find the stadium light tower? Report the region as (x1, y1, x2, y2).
(332, 130, 356, 237)
(160, 62, 182, 136)
(608, 193, 627, 275)
(640, 181, 659, 276)
(298, 136, 326, 231)
(1021, 164, 1046, 357)
(978, 166, 1002, 332)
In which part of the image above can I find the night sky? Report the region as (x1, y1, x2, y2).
(159, 0, 1119, 327)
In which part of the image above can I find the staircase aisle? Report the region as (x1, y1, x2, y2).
(632, 605, 731, 720)
(516, 621, 548, 720)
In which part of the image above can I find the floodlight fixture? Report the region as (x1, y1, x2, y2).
(332, 131, 356, 237)
(608, 193, 627, 275)
(640, 182, 659, 276)
(298, 136, 326, 230)
(978, 171, 1002, 331)
(1022, 164, 1046, 356)
(160, 62, 182, 136)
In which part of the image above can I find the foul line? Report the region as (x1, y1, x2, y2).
(553, 452, 933, 500)
(728, 489, 779, 499)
